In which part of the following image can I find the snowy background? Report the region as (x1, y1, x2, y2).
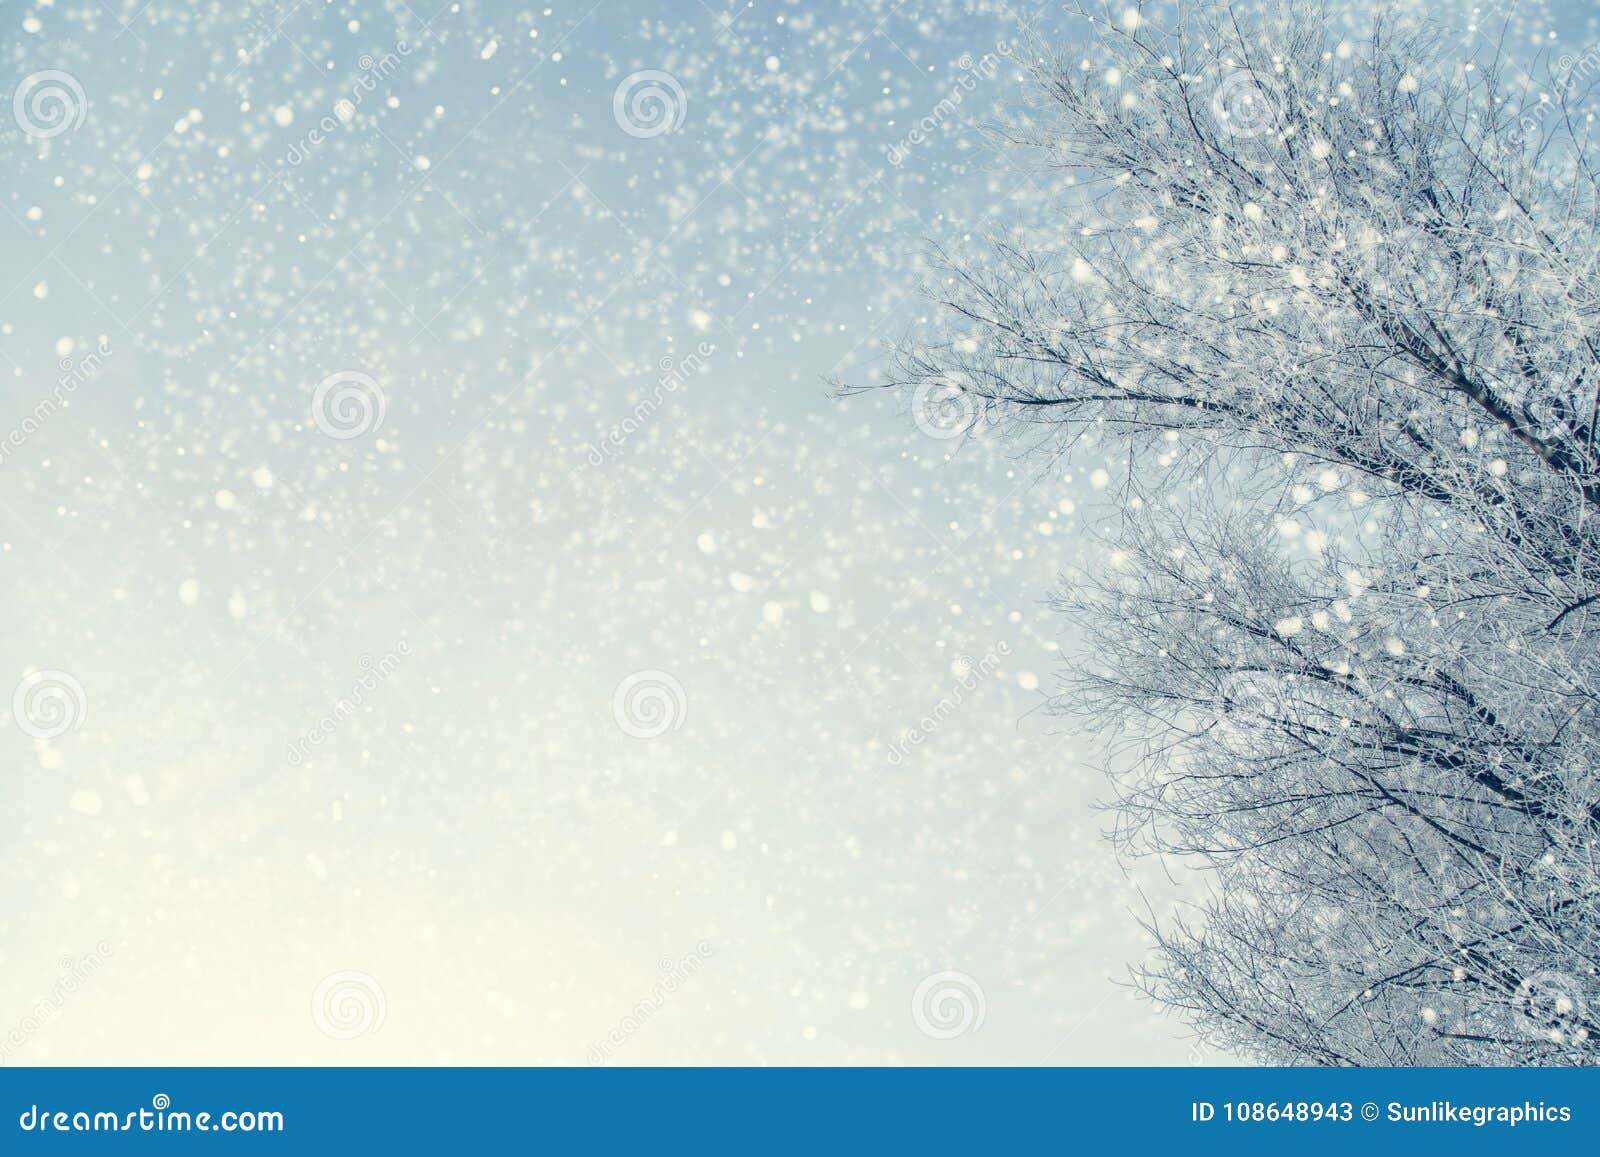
(1, 0, 1591, 1064)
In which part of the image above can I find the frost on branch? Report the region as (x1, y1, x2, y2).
(893, 2, 1600, 1064)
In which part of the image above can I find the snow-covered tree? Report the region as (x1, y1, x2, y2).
(893, 2, 1600, 1063)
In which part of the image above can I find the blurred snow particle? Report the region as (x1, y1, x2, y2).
(68, 789, 102, 815)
